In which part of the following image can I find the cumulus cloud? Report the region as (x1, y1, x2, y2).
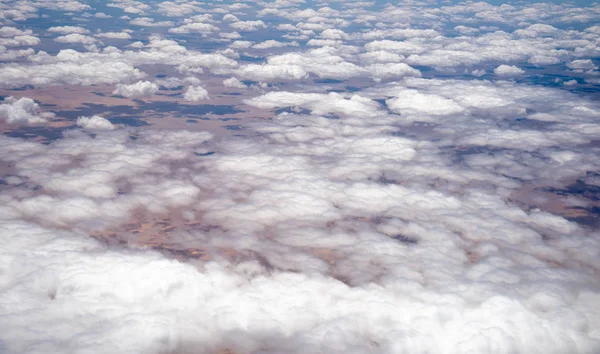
(76, 115, 116, 130)
(129, 17, 173, 27)
(157, 1, 201, 16)
(253, 40, 299, 49)
(95, 31, 132, 40)
(0, 35, 40, 47)
(47, 26, 89, 34)
(494, 64, 525, 76)
(112, 80, 159, 98)
(54, 33, 97, 44)
(0, 53, 145, 87)
(0, 96, 54, 124)
(567, 59, 598, 71)
(230, 20, 267, 31)
(223, 77, 247, 88)
(1, 1, 600, 353)
(183, 85, 209, 101)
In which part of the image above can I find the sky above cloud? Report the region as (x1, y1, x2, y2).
(0, 0, 599, 353)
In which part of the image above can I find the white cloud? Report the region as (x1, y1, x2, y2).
(183, 85, 209, 101)
(494, 64, 525, 76)
(230, 20, 267, 31)
(47, 26, 89, 34)
(253, 40, 299, 49)
(129, 17, 173, 27)
(386, 89, 465, 116)
(94, 12, 112, 18)
(113, 80, 159, 98)
(320, 28, 348, 40)
(54, 33, 97, 45)
(0, 27, 33, 37)
(0, 96, 54, 124)
(0, 35, 40, 47)
(366, 63, 422, 80)
(223, 77, 247, 88)
(1, 2, 600, 353)
(0, 54, 145, 87)
(95, 31, 132, 40)
(567, 59, 598, 71)
(169, 22, 219, 34)
(77, 115, 116, 130)
(157, 1, 200, 16)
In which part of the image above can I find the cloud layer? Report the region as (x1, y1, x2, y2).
(0, 0, 599, 353)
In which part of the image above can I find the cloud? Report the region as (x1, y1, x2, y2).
(0, 96, 54, 124)
(366, 63, 422, 80)
(245, 91, 384, 117)
(0, 49, 147, 87)
(129, 17, 173, 27)
(94, 12, 112, 18)
(183, 85, 209, 101)
(230, 20, 267, 31)
(157, 1, 201, 16)
(494, 64, 525, 76)
(0, 35, 40, 47)
(1, 1, 600, 353)
(76, 115, 116, 131)
(47, 26, 89, 34)
(567, 59, 598, 71)
(95, 31, 132, 40)
(223, 77, 247, 88)
(253, 40, 299, 49)
(112, 80, 159, 98)
(54, 33, 97, 44)
(169, 22, 219, 34)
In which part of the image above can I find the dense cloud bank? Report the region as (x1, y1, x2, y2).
(0, 0, 599, 353)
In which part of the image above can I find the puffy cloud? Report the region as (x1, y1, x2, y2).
(157, 1, 201, 16)
(494, 64, 525, 76)
(0, 35, 40, 47)
(454, 25, 479, 35)
(95, 31, 132, 39)
(94, 12, 112, 18)
(230, 20, 267, 31)
(567, 59, 598, 71)
(366, 63, 422, 80)
(0, 27, 33, 37)
(76, 115, 116, 131)
(245, 91, 383, 117)
(112, 80, 159, 98)
(169, 22, 219, 34)
(129, 17, 173, 27)
(0, 96, 54, 124)
(320, 28, 348, 40)
(386, 89, 464, 116)
(54, 33, 97, 44)
(0, 59, 145, 88)
(47, 26, 89, 34)
(183, 85, 209, 101)
(1, 1, 600, 353)
(223, 77, 247, 88)
(253, 40, 299, 49)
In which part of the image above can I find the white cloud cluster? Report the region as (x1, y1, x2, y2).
(95, 31, 132, 40)
(183, 85, 209, 101)
(223, 77, 247, 88)
(54, 33, 97, 45)
(230, 20, 267, 31)
(47, 26, 89, 34)
(76, 115, 116, 131)
(494, 64, 525, 77)
(0, 96, 54, 124)
(1, 0, 600, 353)
(112, 80, 159, 98)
